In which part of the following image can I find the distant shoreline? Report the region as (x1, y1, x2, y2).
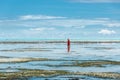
(0, 40, 120, 44)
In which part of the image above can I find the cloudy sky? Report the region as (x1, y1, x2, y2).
(0, 0, 120, 40)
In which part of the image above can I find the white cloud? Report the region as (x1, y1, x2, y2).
(69, 0, 120, 3)
(33, 19, 120, 28)
(35, 19, 106, 28)
(95, 18, 110, 20)
(98, 29, 116, 35)
(20, 27, 55, 38)
(105, 23, 120, 27)
(30, 28, 45, 31)
(1, 17, 120, 29)
(19, 15, 66, 20)
(30, 27, 55, 31)
(0, 17, 120, 38)
(1, 16, 120, 39)
(27, 27, 55, 35)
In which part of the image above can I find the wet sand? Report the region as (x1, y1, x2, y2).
(0, 58, 50, 63)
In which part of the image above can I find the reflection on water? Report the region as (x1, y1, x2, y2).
(0, 42, 120, 60)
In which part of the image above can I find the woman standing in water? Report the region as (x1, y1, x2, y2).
(67, 38, 70, 52)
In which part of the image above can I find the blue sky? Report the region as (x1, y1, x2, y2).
(0, 0, 120, 40)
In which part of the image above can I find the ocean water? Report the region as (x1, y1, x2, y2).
(0, 41, 120, 79)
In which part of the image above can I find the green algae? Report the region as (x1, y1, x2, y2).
(0, 69, 69, 79)
(77, 60, 120, 67)
(0, 59, 120, 79)
(46, 60, 120, 67)
(74, 72, 120, 79)
(0, 69, 120, 79)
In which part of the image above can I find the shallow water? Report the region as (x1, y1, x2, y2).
(0, 42, 120, 60)
(29, 75, 111, 80)
(0, 42, 120, 79)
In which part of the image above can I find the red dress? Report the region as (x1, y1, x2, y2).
(67, 39, 70, 52)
